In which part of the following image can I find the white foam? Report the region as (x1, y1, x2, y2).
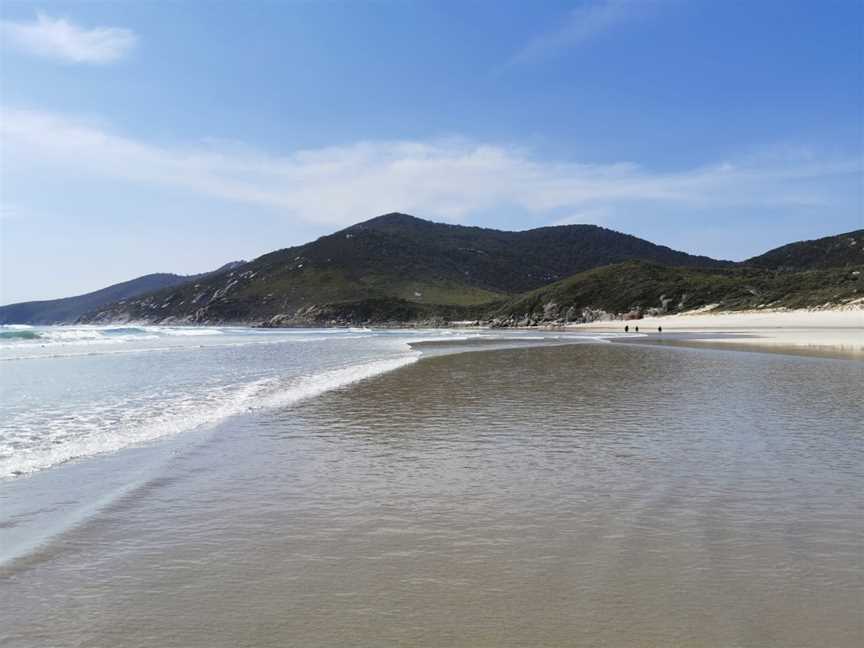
(0, 334, 353, 361)
(0, 326, 159, 349)
(156, 327, 224, 337)
(1, 354, 418, 478)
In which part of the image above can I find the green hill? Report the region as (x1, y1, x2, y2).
(486, 261, 863, 326)
(79, 213, 731, 325)
(72, 215, 863, 327)
(0, 262, 243, 325)
(745, 230, 864, 269)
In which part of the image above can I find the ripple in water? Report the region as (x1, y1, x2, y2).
(1, 341, 861, 647)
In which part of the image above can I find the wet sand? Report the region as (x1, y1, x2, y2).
(617, 333, 864, 361)
(569, 308, 864, 359)
(2, 341, 862, 647)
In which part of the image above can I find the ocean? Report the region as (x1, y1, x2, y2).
(1, 325, 861, 646)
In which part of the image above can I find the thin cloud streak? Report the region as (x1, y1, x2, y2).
(1, 107, 858, 228)
(0, 13, 137, 64)
(511, 0, 655, 65)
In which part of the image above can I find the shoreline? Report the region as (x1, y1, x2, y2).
(5, 332, 862, 647)
(566, 308, 864, 360)
(11, 307, 863, 360)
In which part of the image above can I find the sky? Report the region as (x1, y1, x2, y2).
(0, 0, 862, 303)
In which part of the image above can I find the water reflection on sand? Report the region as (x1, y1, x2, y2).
(2, 342, 862, 647)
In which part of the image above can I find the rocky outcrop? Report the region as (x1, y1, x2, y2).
(485, 304, 623, 328)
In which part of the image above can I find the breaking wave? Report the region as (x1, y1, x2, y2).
(0, 325, 228, 348)
(0, 354, 418, 479)
(0, 330, 42, 341)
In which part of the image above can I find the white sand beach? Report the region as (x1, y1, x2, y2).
(571, 307, 864, 358)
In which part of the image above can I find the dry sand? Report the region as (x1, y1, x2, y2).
(570, 308, 864, 359)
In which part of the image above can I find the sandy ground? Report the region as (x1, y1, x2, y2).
(569, 308, 864, 359)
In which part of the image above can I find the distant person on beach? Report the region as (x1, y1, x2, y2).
(658, 326, 662, 333)
(635, 326, 639, 332)
(624, 325, 629, 332)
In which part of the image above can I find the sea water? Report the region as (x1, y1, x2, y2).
(1, 326, 861, 647)
(0, 324, 597, 561)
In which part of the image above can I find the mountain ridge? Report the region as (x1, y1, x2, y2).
(5, 214, 861, 327)
(0, 261, 245, 325)
(76, 213, 735, 325)
(745, 229, 864, 270)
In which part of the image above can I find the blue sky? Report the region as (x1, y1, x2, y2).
(1, 0, 862, 303)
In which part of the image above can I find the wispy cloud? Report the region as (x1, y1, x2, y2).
(1, 107, 858, 228)
(550, 207, 615, 226)
(0, 13, 137, 64)
(511, 0, 654, 65)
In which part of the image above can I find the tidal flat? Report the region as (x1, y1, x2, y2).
(1, 331, 862, 647)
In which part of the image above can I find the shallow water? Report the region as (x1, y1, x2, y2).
(0, 325, 600, 560)
(1, 330, 862, 646)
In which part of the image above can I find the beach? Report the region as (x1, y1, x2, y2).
(1, 327, 862, 647)
(2, 1, 861, 645)
(571, 307, 864, 358)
